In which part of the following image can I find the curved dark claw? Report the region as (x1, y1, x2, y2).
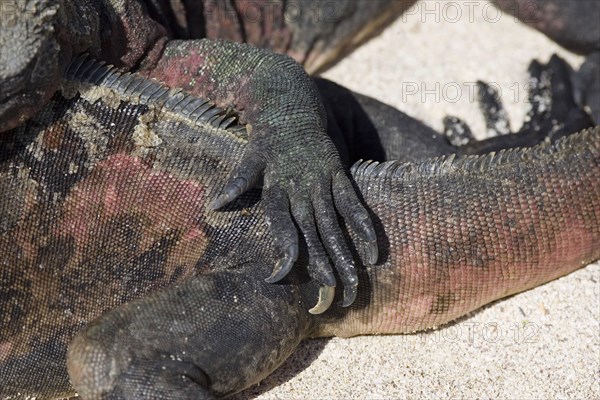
(309, 285, 336, 315)
(365, 241, 378, 268)
(210, 153, 265, 210)
(262, 185, 299, 283)
(340, 284, 358, 308)
(331, 171, 378, 265)
(265, 244, 298, 283)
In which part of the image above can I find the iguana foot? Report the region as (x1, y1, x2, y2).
(520, 54, 593, 137)
(146, 40, 377, 313)
(212, 143, 374, 313)
(207, 113, 375, 315)
(442, 79, 513, 147)
(446, 54, 594, 154)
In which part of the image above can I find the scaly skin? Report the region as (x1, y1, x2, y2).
(1, 3, 376, 303)
(69, 125, 600, 399)
(0, 52, 598, 398)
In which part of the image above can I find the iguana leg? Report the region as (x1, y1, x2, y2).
(144, 39, 377, 311)
(67, 267, 314, 399)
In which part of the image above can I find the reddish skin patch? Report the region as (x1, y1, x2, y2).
(146, 51, 213, 95)
(42, 121, 69, 150)
(145, 46, 249, 117)
(316, 163, 599, 337)
(61, 153, 208, 268)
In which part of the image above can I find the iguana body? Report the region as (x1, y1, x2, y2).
(0, 50, 598, 398)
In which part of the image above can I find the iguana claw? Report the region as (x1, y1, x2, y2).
(332, 171, 378, 266)
(265, 244, 298, 283)
(340, 284, 358, 308)
(308, 285, 336, 315)
(365, 241, 379, 266)
(210, 153, 265, 210)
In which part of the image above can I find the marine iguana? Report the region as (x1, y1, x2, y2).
(0, 47, 597, 398)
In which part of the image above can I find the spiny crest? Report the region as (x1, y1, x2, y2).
(65, 54, 245, 133)
(351, 126, 599, 181)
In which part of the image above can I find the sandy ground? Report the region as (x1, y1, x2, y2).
(233, 1, 600, 399)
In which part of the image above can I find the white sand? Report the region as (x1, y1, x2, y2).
(235, 1, 600, 398)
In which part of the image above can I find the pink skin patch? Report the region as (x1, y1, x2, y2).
(380, 211, 595, 334)
(61, 153, 208, 270)
(144, 44, 252, 116)
(146, 50, 215, 96)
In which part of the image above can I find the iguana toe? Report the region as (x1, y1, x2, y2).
(331, 171, 378, 265)
(476, 80, 511, 137)
(210, 152, 265, 210)
(341, 284, 359, 308)
(443, 116, 474, 146)
(262, 184, 300, 283)
(265, 247, 298, 284)
(291, 199, 336, 285)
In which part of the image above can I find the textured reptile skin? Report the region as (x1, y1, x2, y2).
(0, 57, 598, 398)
